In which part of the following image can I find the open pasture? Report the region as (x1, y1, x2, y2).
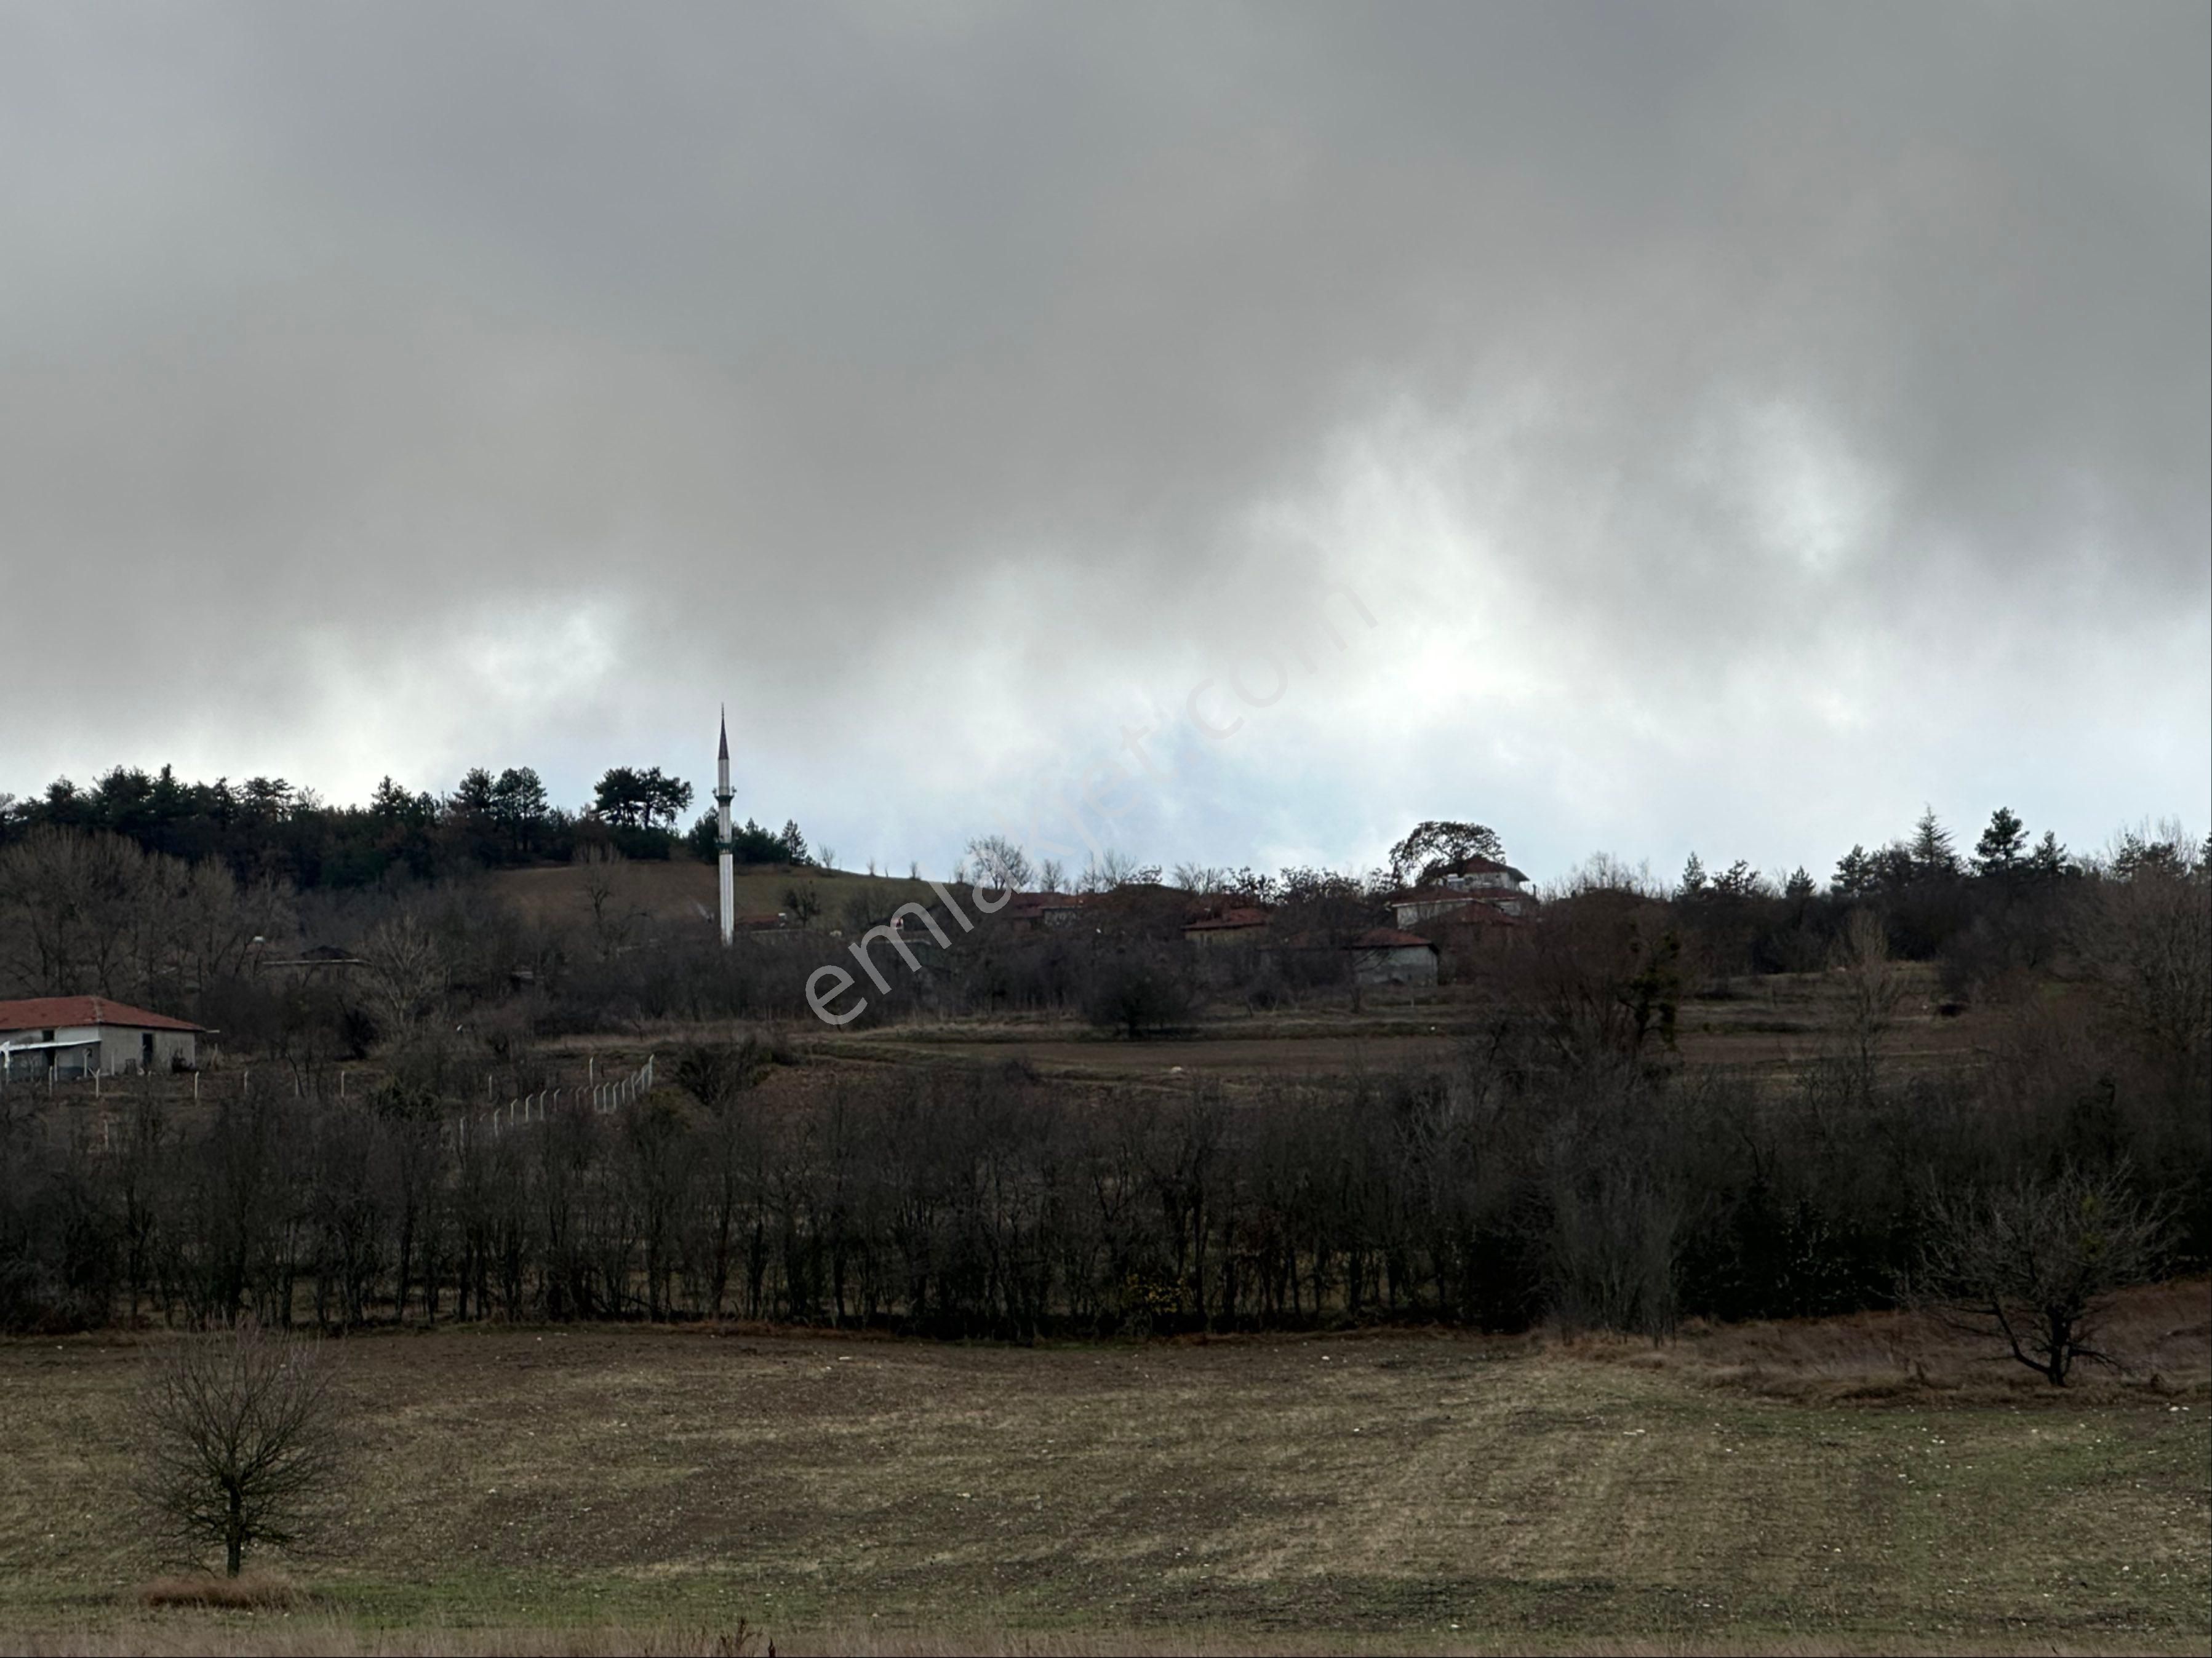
(2, 1285, 2205, 1656)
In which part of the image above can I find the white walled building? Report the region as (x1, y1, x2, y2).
(1387, 855, 1535, 927)
(0, 997, 207, 1080)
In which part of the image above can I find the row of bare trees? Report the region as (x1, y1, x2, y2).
(4, 1006, 2195, 1371)
(0, 828, 293, 1007)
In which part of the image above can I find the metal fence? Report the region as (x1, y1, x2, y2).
(452, 1053, 657, 1147)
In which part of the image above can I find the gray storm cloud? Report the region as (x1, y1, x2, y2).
(1, 2, 2204, 880)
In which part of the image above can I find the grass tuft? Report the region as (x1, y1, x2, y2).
(135, 1571, 298, 1611)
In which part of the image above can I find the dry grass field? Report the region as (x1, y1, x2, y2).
(2, 1285, 2205, 1656)
(491, 861, 933, 931)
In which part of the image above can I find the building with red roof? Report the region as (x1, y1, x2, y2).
(1182, 904, 1271, 945)
(0, 997, 208, 1080)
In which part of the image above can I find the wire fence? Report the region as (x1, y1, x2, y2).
(46, 1053, 660, 1157)
(452, 1053, 657, 1147)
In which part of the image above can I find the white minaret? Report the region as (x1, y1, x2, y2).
(715, 708, 735, 946)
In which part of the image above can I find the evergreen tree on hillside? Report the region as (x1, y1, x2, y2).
(1832, 844, 1875, 899)
(1972, 807, 2028, 880)
(1909, 807, 1959, 879)
(2028, 831, 2074, 886)
(490, 768, 550, 855)
(369, 776, 436, 827)
(449, 768, 498, 816)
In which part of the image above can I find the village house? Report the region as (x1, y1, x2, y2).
(0, 996, 209, 1081)
(1181, 904, 1271, 946)
(1386, 854, 1535, 927)
(995, 891, 1090, 931)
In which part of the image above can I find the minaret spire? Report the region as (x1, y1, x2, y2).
(714, 706, 736, 946)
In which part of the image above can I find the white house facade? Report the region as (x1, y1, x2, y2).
(0, 997, 207, 1080)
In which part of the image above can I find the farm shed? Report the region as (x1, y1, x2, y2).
(0, 996, 207, 1080)
(1346, 928, 1440, 987)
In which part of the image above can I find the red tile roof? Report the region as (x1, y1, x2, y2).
(1351, 928, 1438, 951)
(0, 996, 207, 1034)
(1183, 906, 1271, 932)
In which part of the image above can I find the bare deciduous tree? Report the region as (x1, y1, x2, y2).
(1832, 907, 1903, 1094)
(675, 1038, 771, 1112)
(134, 1321, 343, 1576)
(966, 834, 1032, 893)
(0, 827, 295, 1006)
(2075, 861, 2212, 1071)
(1914, 1166, 2170, 1385)
(359, 915, 447, 1039)
(781, 880, 823, 928)
(573, 843, 633, 958)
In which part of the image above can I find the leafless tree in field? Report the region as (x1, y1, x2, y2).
(359, 914, 447, 1039)
(573, 842, 634, 957)
(966, 834, 1032, 893)
(1914, 1166, 2170, 1385)
(676, 1038, 771, 1112)
(781, 880, 823, 928)
(1832, 907, 1904, 1095)
(2074, 859, 2212, 1075)
(133, 1320, 343, 1576)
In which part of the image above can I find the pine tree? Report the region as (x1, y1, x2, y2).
(1972, 807, 2027, 879)
(1714, 859, 1760, 898)
(2028, 831, 2072, 885)
(449, 767, 497, 816)
(1832, 844, 1874, 899)
(1678, 851, 1708, 898)
(1909, 807, 1958, 879)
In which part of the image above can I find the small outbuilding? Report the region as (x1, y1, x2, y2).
(0, 996, 208, 1080)
(1346, 928, 1440, 987)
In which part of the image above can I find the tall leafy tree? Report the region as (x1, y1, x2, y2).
(593, 767, 648, 828)
(1387, 820, 1506, 885)
(448, 768, 498, 816)
(489, 767, 550, 855)
(595, 766, 692, 832)
(369, 776, 436, 827)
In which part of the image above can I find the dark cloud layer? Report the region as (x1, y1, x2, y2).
(2, 4, 2204, 879)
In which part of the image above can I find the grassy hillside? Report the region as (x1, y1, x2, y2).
(2, 1285, 2204, 1655)
(489, 860, 937, 930)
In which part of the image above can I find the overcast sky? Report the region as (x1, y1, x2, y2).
(3, 2, 2205, 883)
